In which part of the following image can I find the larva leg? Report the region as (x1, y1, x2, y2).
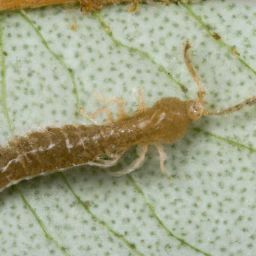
(137, 88, 147, 112)
(80, 106, 114, 124)
(184, 40, 206, 103)
(154, 143, 173, 181)
(107, 144, 148, 177)
(93, 88, 146, 120)
(87, 154, 122, 168)
(79, 0, 102, 13)
(93, 92, 126, 119)
(154, 143, 166, 173)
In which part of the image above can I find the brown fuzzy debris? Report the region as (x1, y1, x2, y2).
(0, 0, 192, 12)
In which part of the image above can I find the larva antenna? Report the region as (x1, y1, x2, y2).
(184, 40, 206, 104)
(203, 95, 256, 116)
(184, 40, 256, 117)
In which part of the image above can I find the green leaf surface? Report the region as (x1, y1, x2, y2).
(1, 0, 256, 255)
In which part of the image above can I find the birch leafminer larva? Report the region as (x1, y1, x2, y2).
(0, 40, 256, 192)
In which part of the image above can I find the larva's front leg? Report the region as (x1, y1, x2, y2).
(107, 144, 148, 177)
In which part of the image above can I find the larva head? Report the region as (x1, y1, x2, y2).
(186, 100, 204, 121)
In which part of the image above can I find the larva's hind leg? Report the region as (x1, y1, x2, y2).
(80, 106, 114, 124)
(107, 144, 148, 177)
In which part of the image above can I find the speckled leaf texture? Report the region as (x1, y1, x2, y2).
(0, 0, 256, 255)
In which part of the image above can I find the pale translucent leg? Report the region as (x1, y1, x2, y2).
(184, 40, 206, 103)
(80, 106, 114, 124)
(137, 88, 147, 112)
(154, 143, 173, 181)
(154, 143, 166, 173)
(93, 92, 126, 119)
(80, 91, 128, 123)
(94, 87, 147, 119)
(86, 154, 122, 168)
(107, 144, 148, 177)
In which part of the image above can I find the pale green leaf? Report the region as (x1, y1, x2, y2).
(1, 1, 256, 255)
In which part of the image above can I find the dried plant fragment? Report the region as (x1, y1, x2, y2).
(0, 0, 201, 13)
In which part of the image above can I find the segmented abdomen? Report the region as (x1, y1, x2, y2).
(0, 124, 120, 192)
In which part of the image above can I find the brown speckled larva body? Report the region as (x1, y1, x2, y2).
(0, 97, 191, 192)
(1, 41, 256, 192)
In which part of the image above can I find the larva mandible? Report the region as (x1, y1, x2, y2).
(0, 40, 256, 193)
(0, 0, 200, 13)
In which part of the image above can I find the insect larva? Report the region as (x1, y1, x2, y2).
(0, 0, 200, 13)
(1, 40, 256, 192)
